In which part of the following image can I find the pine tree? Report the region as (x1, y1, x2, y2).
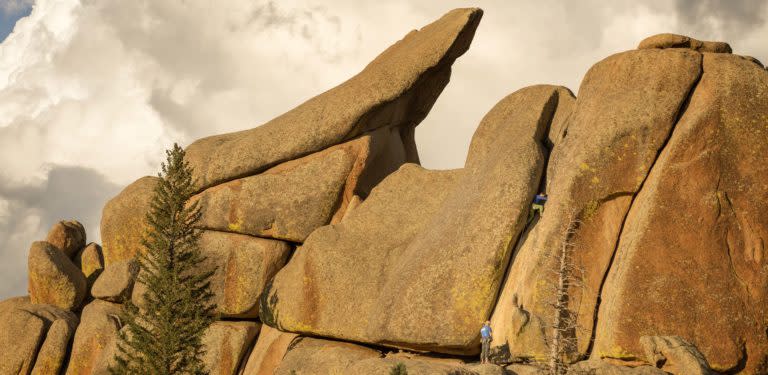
(111, 143, 217, 375)
(389, 362, 408, 375)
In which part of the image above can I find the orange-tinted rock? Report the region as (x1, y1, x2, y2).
(593, 53, 768, 373)
(45, 220, 86, 258)
(490, 48, 702, 361)
(28, 241, 88, 311)
(273, 337, 381, 375)
(638, 33, 731, 53)
(202, 321, 260, 375)
(65, 300, 122, 375)
(241, 325, 299, 375)
(75, 242, 104, 291)
(100, 176, 158, 266)
(185, 8, 482, 191)
(91, 259, 138, 303)
(262, 85, 566, 354)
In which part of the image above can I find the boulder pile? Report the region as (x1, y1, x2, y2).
(1, 8, 767, 375)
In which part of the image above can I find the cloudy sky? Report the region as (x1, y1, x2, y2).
(0, 0, 766, 299)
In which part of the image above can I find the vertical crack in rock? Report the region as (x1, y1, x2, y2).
(585, 52, 705, 358)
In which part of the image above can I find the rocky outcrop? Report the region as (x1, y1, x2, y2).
(592, 52, 768, 373)
(241, 325, 299, 375)
(638, 33, 732, 53)
(202, 321, 260, 375)
(568, 360, 666, 374)
(261, 84, 568, 354)
(91, 259, 139, 303)
(185, 8, 482, 191)
(639, 336, 712, 375)
(490, 47, 702, 360)
(46, 220, 86, 258)
(75, 242, 104, 288)
(65, 300, 122, 375)
(273, 337, 381, 375)
(100, 176, 158, 266)
(0, 297, 78, 375)
(28, 241, 87, 310)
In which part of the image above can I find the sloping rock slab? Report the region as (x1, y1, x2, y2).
(241, 325, 299, 375)
(65, 300, 122, 375)
(202, 321, 260, 375)
(28, 241, 87, 311)
(273, 337, 381, 375)
(100, 176, 158, 266)
(185, 8, 482, 191)
(262, 85, 567, 354)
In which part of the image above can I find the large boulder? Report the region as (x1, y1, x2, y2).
(568, 360, 666, 375)
(45, 220, 86, 258)
(132, 231, 290, 318)
(65, 300, 122, 375)
(638, 33, 731, 54)
(28, 241, 88, 311)
(592, 52, 768, 373)
(0, 297, 78, 375)
(75, 242, 104, 289)
(489, 47, 702, 360)
(639, 336, 712, 375)
(241, 325, 299, 375)
(273, 337, 381, 375)
(192, 138, 361, 242)
(91, 259, 139, 303)
(261, 85, 569, 354)
(346, 356, 479, 375)
(100, 176, 158, 266)
(184, 8, 482, 191)
(202, 321, 260, 375)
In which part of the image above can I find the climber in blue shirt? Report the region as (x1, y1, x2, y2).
(480, 320, 493, 364)
(527, 192, 548, 224)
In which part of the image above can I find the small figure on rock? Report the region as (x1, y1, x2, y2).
(480, 320, 493, 364)
(528, 192, 548, 224)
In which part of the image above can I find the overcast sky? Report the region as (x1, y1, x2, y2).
(0, 0, 766, 300)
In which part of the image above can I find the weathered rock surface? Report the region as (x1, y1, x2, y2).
(28, 241, 88, 310)
(241, 325, 299, 375)
(568, 360, 666, 375)
(490, 47, 702, 360)
(638, 33, 732, 53)
(592, 52, 768, 374)
(132, 231, 290, 318)
(65, 300, 122, 375)
(0, 297, 78, 375)
(192, 140, 357, 243)
(639, 336, 712, 375)
(202, 321, 260, 375)
(75, 242, 104, 288)
(273, 337, 381, 375)
(46, 220, 86, 258)
(185, 8, 482, 191)
(91, 259, 139, 303)
(262, 84, 566, 354)
(346, 356, 479, 375)
(100, 176, 158, 266)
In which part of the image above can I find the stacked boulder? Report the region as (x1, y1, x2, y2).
(1, 8, 767, 375)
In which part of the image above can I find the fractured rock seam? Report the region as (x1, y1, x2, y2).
(585, 52, 706, 359)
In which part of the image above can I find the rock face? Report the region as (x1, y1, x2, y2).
(639, 336, 712, 375)
(100, 176, 158, 266)
(638, 33, 732, 53)
(192, 140, 359, 243)
(91, 259, 139, 303)
(0, 297, 78, 375)
(201, 321, 260, 375)
(28, 241, 88, 310)
(592, 52, 768, 374)
(262, 85, 569, 354)
(274, 337, 381, 375)
(75, 242, 104, 287)
(490, 47, 702, 361)
(241, 325, 299, 375)
(199, 231, 290, 318)
(185, 8, 482, 191)
(46, 220, 87, 258)
(65, 300, 122, 375)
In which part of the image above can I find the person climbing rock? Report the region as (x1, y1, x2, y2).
(480, 320, 493, 364)
(528, 192, 548, 224)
